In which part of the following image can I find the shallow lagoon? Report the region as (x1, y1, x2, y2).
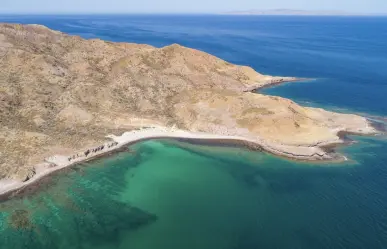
(1, 137, 387, 249)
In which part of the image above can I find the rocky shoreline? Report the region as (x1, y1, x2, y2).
(0, 122, 383, 200)
(1, 23, 385, 199)
(243, 77, 312, 92)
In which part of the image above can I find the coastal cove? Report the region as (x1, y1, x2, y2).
(1, 120, 383, 201)
(0, 15, 387, 249)
(1, 137, 387, 248)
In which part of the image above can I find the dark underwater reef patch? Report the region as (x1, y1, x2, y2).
(0, 149, 157, 249)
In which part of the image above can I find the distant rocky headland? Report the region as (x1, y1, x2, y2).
(223, 9, 385, 16)
(0, 23, 382, 194)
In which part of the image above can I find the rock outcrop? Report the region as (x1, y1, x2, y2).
(0, 23, 377, 181)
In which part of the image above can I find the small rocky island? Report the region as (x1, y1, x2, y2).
(0, 23, 379, 188)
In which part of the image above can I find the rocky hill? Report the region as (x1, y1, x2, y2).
(224, 9, 363, 16)
(0, 23, 376, 181)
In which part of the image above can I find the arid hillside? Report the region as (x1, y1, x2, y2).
(0, 23, 376, 181)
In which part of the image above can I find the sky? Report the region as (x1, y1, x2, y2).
(0, 0, 386, 14)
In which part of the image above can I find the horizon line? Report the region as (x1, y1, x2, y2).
(0, 12, 387, 16)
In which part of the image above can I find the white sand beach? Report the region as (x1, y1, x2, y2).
(0, 125, 349, 197)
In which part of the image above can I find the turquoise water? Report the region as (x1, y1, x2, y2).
(1, 138, 387, 248)
(0, 15, 387, 248)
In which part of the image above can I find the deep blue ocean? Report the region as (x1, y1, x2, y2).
(0, 15, 387, 249)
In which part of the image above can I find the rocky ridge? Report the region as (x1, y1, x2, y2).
(0, 23, 377, 181)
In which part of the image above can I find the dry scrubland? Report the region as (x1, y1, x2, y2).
(0, 24, 376, 182)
